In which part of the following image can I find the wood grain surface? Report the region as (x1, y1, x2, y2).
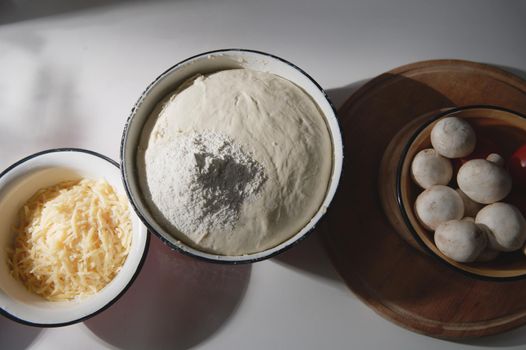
(322, 60, 526, 339)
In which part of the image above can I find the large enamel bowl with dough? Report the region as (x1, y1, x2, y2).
(121, 49, 343, 263)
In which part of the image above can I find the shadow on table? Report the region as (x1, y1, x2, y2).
(0, 315, 42, 350)
(273, 228, 343, 284)
(325, 79, 370, 110)
(271, 80, 370, 285)
(85, 235, 251, 350)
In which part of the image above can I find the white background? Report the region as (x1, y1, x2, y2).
(1, 0, 526, 349)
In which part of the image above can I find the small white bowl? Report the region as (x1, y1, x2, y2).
(121, 49, 343, 263)
(0, 148, 149, 326)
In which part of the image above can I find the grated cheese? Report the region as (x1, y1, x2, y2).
(7, 179, 132, 301)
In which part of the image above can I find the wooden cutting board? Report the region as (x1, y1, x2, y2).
(322, 59, 526, 339)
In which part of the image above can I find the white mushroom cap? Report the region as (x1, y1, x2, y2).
(411, 148, 453, 189)
(434, 219, 487, 263)
(415, 185, 464, 230)
(476, 202, 526, 252)
(430, 117, 476, 158)
(457, 159, 512, 204)
(456, 189, 483, 217)
(486, 153, 505, 167)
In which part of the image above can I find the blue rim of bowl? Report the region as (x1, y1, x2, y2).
(0, 148, 150, 327)
(120, 48, 342, 264)
(396, 104, 526, 282)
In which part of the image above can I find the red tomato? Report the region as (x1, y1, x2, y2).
(509, 144, 526, 191)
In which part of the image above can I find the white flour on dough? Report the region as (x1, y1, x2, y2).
(138, 69, 332, 255)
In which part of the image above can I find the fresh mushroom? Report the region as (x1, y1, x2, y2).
(430, 117, 476, 158)
(415, 185, 464, 230)
(411, 148, 453, 189)
(475, 202, 526, 252)
(486, 153, 505, 167)
(456, 189, 483, 217)
(434, 219, 487, 263)
(457, 159, 512, 204)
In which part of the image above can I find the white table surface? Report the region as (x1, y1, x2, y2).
(1, 0, 526, 349)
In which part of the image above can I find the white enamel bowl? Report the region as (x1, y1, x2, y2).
(0, 149, 149, 326)
(121, 49, 343, 263)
